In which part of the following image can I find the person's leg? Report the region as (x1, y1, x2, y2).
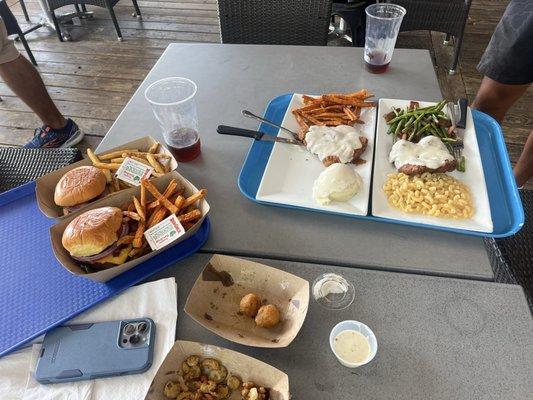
(0, 54, 66, 130)
(514, 131, 533, 188)
(471, 77, 529, 124)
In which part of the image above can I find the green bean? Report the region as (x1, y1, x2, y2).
(403, 116, 416, 130)
(394, 119, 405, 136)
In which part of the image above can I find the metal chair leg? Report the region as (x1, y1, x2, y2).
(19, 0, 30, 22)
(131, 0, 142, 19)
(449, 34, 464, 75)
(74, 3, 81, 13)
(105, 1, 122, 41)
(443, 33, 451, 45)
(50, 10, 64, 42)
(19, 33, 37, 65)
(81, 4, 87, 12)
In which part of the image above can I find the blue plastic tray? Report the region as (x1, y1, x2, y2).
(0, 181, 210, 357)
(238, 94, 524, 238)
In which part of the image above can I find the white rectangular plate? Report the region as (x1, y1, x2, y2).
(372, 98, 493, 233)
(256, 93, 376, 216)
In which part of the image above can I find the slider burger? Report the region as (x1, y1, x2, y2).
(62, 207, 132, 269)
(55, 166, 107, 215)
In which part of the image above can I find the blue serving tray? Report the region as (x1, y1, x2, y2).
(238, 94, 524, 238)
(0, 181, 210, 357)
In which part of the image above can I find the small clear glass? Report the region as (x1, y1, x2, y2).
(312, 273, 355, 310)
(145, 77, 201, 162)
(364, 3, 406, 74)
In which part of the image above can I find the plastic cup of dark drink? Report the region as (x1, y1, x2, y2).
(145, 77, 201, 162)
(364, 4, 406, 74)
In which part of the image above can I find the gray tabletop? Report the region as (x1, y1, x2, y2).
(98, 43, 493, 280)
(145, 254, 533, 400)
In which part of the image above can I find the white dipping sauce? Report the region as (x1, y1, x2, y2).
(333, 330, 371, 364)
(306, 125, 362, 163)
(389, 136, 454, 170)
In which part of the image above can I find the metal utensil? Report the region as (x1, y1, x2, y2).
(447, 99, 466, 172)
(217, 125, 304, 146)
(241, 110, 301, 141)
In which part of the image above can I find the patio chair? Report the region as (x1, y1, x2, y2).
(386, 0, 473, 74)
(484, 189, 533, 312)
(217, 0, 333, 45)
(330, 0, 369, 47)
(0, 147, 82, 193)
(46, 0, 142, 42)
(0, 0, 37, 65)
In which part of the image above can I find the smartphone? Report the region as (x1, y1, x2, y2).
(35, 318, 155, 384)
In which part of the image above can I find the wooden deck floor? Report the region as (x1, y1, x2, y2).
(1, 0, 531, 186)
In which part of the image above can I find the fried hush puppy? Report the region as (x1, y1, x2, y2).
(239, 293, 262, 317)
(254, 305, 280, 328)
(238, 293, 281, 329)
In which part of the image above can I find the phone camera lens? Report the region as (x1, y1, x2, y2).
(129, 334, 141, 345)
(123, 323, 135, 335)
(137, 322, 148, 333)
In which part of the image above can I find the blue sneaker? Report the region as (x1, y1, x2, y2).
(24, 119, 84, 148)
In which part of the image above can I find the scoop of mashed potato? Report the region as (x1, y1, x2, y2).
(313, 163, 362, 205)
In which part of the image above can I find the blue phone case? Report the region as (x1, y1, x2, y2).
(35, 318, 155, 384)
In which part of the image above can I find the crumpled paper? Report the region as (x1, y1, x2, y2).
(0, 278, 177, 400)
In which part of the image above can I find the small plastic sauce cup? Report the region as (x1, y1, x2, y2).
(329, 320, 378, 368)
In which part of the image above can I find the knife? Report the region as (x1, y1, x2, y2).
(217, 125, 305, 146)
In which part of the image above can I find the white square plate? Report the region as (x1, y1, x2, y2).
(372, 98, 493, 233)
(256, 93, 376, 216)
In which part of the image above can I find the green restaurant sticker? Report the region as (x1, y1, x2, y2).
(115, 157, 153, 186)
(144, 214, 186, 250)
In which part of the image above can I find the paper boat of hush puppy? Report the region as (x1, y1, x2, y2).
(144, 340, 289, 400)
(49, 171, 209, 282)
(185, 255, 309, 348)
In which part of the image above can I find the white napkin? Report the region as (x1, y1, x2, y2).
(0, 278, 177, 400)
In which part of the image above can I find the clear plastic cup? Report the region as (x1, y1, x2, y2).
(312, 273, 355, 310)
(364, 3, 406, 74)
(145, 77, 201, 162)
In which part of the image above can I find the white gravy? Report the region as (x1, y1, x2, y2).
(333, 330, 371, 364)
(306, 125, 362, 163)
(389, 136, 454, 170)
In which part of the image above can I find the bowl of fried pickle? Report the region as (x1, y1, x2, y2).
(144, 340, 289, 400)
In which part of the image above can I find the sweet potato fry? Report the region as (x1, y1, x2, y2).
(183, 189, 207, 209)
(99, 149, 139, 161)
(133, 222, 145, 248)
(140, 184, 147, 207)
(148, 208, 167, 228)
(174, 195, 185, 213)
(132, 196, 145, 221)
(117, 235, 135, 246)
(146, 154, 165, 174)
(178, 209, 202, 223)
(123, 211, 141, 221)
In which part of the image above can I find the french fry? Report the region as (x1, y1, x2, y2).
(122, 151, 171, 160)
(123, 211, 141, 221)
(86, 148, 100, 165)
(94, 162, 122, 170)
(140, 184, 147, 207)
(132, 196, 145, 222)
(127, 202, 135, 212)
(145, 180, 179, 209)
(110, 157, 125, 163)
(102, 168, 112, 183)
(133, 222, 145, 248)
(148, 142, 160, 154)
(183, 189, 207, 209)
(127, 155, 152, 167)
(181, 221, 195, 231)
(99, 149, 139, 161)
(178, 209, 202, 223)
(151, 171, 164, 178)
(146, 153, 165, 174)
